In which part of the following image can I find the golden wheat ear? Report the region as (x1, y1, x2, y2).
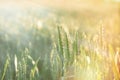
(115, 48, 120, 74)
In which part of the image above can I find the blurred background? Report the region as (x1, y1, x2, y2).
(0, 0, 119, 46)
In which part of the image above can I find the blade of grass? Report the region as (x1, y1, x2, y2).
(30, 57, 40, 80)
(1, 55, 10, 80)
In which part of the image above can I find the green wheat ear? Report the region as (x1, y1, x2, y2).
(63, 29, 70, 65)
(74, 31, 79, 56)
(72, 31, 79, 65)
(57, 26, 64, 57)
(57, 26, 64, 77)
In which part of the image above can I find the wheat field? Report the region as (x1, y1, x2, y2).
(0, 1, 120, 80)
